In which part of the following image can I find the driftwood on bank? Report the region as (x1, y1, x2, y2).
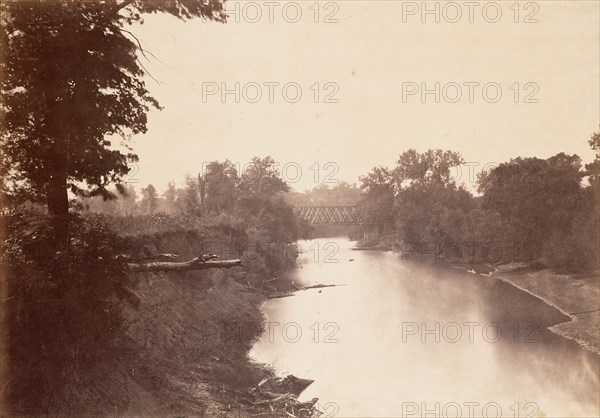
(266, 283, 345, 299)
(301, 283, 344, 291)
(126, 253, 242, 272)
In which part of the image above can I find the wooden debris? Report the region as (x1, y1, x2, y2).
(249, 375, 322, 417)
(267, 291, 296, 299)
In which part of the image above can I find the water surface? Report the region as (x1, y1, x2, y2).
(251, 237, 600, 417)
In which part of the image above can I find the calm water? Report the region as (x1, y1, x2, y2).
(250, 237, 600, 417)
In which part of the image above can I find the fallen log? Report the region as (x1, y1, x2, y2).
(300, 283, 344, 291)
(117, 253, 180, 261)
(126, 257, 242, 272)
(265, 283, 345, 299)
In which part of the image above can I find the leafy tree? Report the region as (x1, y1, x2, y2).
(479, 153, 584, 243)
(0, 0, 225, 242)
(139, 183, 157, 214)
(393, 149, 464, 189)
(118, 183, 138, 215)
(358, 149, 465, 228)
(75, 183, 137, 215)
(543, 186, 599, 272)
(395, 183, 475, 245)
(585, 131, 600, 185)
(175, 174, 202, 215)
(235, 157, 298, 242)
(238, 156, 289, 198)
(287, 182, 361, 207)
(161, 181, 177, 214)
(357, 150, 473, 251)
(357, 166, 396, 225)
(541, 137, 600, 271)
(202, 160, 238, 214)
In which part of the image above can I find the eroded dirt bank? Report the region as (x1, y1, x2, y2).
(101, 230, 295, 416)
(1, 225, 306, 416)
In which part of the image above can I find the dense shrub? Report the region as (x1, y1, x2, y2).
(356, 147, 599, 272)
(542, 187, 600, 272)
(1, 212, 135, 414)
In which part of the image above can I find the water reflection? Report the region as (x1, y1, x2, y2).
(251, 238, 599, 417)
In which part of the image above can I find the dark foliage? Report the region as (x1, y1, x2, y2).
(357, 142, 599, 272)
(0, 0, 225, 222)
(0, 212, 136, 414)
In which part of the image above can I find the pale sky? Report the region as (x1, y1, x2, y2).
(124, 0, 600, 194)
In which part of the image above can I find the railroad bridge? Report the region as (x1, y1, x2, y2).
(293, 206, 361, 225)
(294, 206, 395, 244)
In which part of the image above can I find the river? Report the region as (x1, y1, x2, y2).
(250, 237, 600, 417)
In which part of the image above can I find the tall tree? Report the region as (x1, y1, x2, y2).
(0, 0, 225, 242)
(357, 166, 396, 225)
(289, 182, 361, 207)
(202, 160, 238, 214)
(391, 149, 472, 244)
(393, 149, 464, 189)
(478, 153, 584, 243)
(162, 180, 177, 213)
(139, 183, 157, 214)
(586, 131, 600, 185)
(175, 173, 201, 215)
(237, 157, 289, 197)
(236, 157, 297, 242)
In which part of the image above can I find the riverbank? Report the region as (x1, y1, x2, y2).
(492, 263, 600, 355)
(0, 213, 318, 416)
(114, 229, 320, 416)
(428, 256, 599, 355)
(425, 259, 599, 355)
(355, 235, 600, 355)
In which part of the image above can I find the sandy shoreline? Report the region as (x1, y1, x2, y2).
(394, 252, 600, 355)
(492, 264, 600, 355)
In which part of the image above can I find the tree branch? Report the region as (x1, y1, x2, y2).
(110, 0, 137, 16)
(119, 28, 150, 61)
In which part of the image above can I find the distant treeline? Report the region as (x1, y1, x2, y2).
(76, 134, 600, 273)
(356, 134, 600, 272)
(78, 172, 361, 218)
(78, 160, 364, 239)
(284, 181, 362, 207)
(76, 156, 310, 243)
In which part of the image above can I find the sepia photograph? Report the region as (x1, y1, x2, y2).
(0, 0, 599, 416)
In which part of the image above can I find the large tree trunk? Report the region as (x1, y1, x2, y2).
(126, 257, 242, 272)
(46, 169, 69, 249)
